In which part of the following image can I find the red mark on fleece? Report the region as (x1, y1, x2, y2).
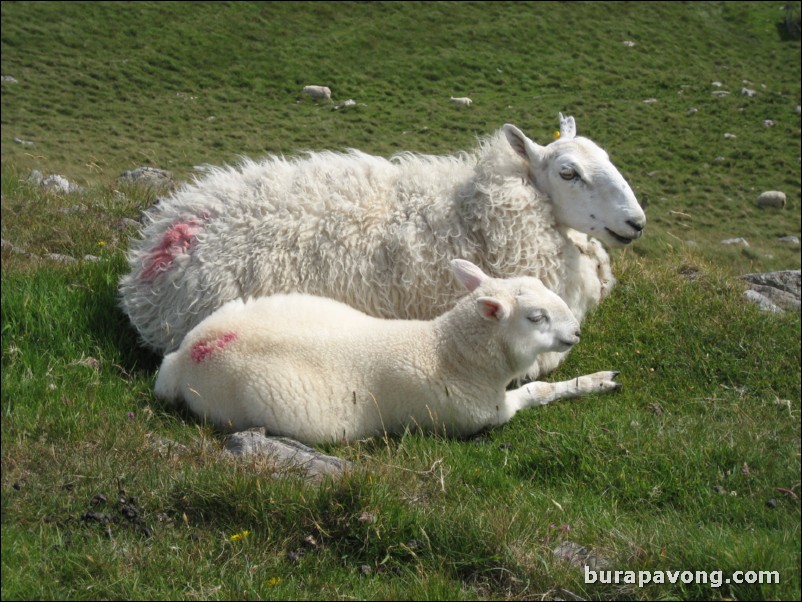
(190, 331, 239, 364)
(141, 220, 202, 281)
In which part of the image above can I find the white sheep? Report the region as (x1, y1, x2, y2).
(450, 96, 473, 107)
(302, 85, 331, 101)
(120, 114, 645, 380)
(154, 259, 620, 444)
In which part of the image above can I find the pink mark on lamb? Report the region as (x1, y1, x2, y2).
(141, 220, 202, 281)
(190, 331, 239, 364)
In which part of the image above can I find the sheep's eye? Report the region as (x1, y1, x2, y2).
(559, 167, 578, 181)
(527, 314, 548, 324)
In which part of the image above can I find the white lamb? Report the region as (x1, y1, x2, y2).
(302, 85, 332, 100)
(120, 114, 645, 380)
(154, 260, 620, 444)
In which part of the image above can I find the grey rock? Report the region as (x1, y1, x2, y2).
(43, 253, 77, 264)
(552, 541, 608, 570)
(224, 428, 352, 481)
(116, 217, 142, 231)
(749, 285, 800, 311)
(119, 167, 173, 188)
(1, 238, 26, 255)
(744, 290, 783, 313)
(146, 434, 190, 455)
(1, 75, 18, 84)
(741, 270, 801, 313)
(333, 99, 358, 111)
(741, 270, 801, 299)
(721, 237, 749, 247)
(30, 170, 84, 194)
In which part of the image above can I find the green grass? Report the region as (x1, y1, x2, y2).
(2, 2, 800, 600)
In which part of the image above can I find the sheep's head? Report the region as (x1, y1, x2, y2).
(451, 259, 581, 374)
(504, 115, 646, 248)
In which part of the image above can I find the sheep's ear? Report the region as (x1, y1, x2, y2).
(558, 113, 576, 140)
(503, 124, 544, 163)
(451, 259, 488, 292)
(476, 296, 510, 321)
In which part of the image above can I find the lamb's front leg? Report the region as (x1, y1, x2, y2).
(504, 371, 621, 416)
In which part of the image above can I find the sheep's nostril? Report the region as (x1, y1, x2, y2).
(627, 219, 644, 232)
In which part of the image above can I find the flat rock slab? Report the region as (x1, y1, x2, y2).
(224, 428, 352, 481)
(741, 270, 800, 299)
(741, 270, 801, 312)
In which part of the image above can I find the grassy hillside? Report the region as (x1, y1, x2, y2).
(2, 2, 800, 600)
(3, 1, 801, 273)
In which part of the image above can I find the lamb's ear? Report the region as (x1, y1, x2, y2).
(503, 124, 545, 163)
(476, 296, 510, 321)
(558, 112, 576, 140)
(451, 259, 488, 292)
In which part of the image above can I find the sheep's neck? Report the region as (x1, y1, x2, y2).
(431, 308, 514, 391)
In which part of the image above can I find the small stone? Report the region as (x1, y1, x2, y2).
(287, 549, 304, 563)
(119, 167, 173, 188)
(721, 237, 749, 247)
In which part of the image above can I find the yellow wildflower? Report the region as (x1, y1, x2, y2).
(230, 529, 251, 542)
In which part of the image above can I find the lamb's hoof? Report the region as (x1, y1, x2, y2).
(587, 370, 622, 393)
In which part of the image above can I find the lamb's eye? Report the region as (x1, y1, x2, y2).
(559, 167, 578, 181)
(527, 314, 548, 324)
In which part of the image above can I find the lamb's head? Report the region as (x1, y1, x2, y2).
(504, 114, 646, 248)
(452, 259, 581, 375)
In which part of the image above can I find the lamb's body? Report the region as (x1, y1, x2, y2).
(122, 116, 644, 379)
(155, 261, 620, 444)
